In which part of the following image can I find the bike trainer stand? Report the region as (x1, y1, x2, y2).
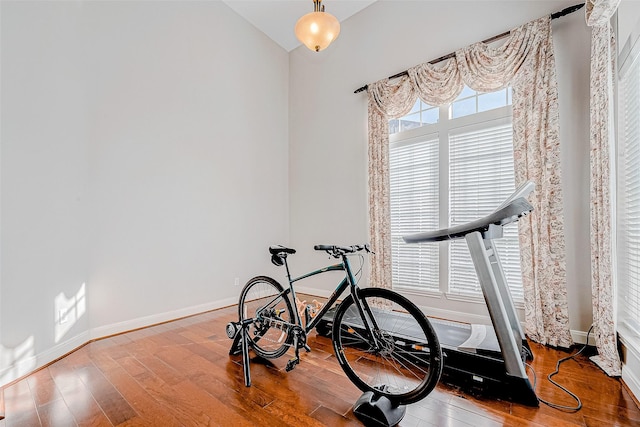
(353, 392, 406, 427)
(227, 319, 254, 386)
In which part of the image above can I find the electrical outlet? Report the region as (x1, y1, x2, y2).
(234, 277, 240, 286)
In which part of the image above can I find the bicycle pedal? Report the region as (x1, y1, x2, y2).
(285, 358, 299, 372)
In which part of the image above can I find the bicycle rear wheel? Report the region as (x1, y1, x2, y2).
(238, 276, 295, 359)
(332, 288, 442, 405)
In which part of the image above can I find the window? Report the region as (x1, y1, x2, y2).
(618, 33, 640, 338)
(450, 86, 512, 119)
(390, 133, 440, 292)
(389, 100, 439, 134)
(389, 86, 523, 302)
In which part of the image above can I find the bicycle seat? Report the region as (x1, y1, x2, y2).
(269, 245, 296, 255)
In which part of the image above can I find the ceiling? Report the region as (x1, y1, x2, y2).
(222, 0, 377, 52)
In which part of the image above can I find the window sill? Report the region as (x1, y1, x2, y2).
(445, 292, 485, 304)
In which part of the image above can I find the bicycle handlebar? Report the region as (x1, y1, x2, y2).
(314, 244, 373, 257)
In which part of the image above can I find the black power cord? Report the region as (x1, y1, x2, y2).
(525, 325, 594, 412)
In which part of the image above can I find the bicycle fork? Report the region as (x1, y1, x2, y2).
(350, 286, 385, 352)
(340, 253, 385, 352)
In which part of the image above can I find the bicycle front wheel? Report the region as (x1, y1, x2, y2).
(332, 288, 442, 405)
(238, 276, 295, 359)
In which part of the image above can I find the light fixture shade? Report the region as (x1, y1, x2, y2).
(295, 10, 340, 52)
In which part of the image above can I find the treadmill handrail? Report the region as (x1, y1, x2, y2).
(494, 181, 535, 211)
(403, 197, 533, 244)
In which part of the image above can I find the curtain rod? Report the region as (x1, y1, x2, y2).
(353, 2, 585, 94)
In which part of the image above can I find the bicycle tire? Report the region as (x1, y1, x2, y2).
(332, 287, 442, 405)
(238, 276, 295, 359)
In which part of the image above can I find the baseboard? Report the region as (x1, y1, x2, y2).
(0, 297, 237, 389)
(90, 296, 238, 339)
(623, 363, 640, 404)
(570, 329, 597, 346)
(295, 285, 333, 299)
(0, 331, 90, 388)
(0, 289, 603, 404)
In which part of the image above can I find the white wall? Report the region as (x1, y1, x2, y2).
(1, 1, 91, 384)
(289, 1, 594, 335)
(0, 0, 289, 385)
(0, 0, 608, 388)
(83, 1, 290, 334)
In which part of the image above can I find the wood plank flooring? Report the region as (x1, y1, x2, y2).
(1, 304, 638, 426)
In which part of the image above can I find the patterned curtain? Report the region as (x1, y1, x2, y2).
(367, 16, 573, 347)
(367, 77, 417, 290)
(586, 0, 622, 376)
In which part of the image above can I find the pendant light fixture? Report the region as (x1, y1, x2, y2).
(294, 0, 340, 52)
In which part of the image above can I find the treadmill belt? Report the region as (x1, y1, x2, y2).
(329, 306, 502, 356)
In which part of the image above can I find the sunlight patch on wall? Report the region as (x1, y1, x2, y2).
(55, 283, 86, 343)
(0, 336, 35, 386)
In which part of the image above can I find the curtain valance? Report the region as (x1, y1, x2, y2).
(369, 16, 552, 113)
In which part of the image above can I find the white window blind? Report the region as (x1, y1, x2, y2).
(449, 120, 524, 302)
(618, 44, 640, 335)
(389, 135, 440, 291)
(389, 87, 519, 302)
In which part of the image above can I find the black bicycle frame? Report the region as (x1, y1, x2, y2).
(281, 254, 382, 347)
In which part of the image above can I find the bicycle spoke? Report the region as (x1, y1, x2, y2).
(340, 330, 427, 385)
(371, 342, 427, 382)
(358, 352, 421, 395)
(387, 350, 429, 379)
(333, 288, 442, 404)
(239, 277, 294, 359)
(339, 327, 372, 346)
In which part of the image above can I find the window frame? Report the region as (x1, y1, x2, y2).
(617, 18, 640, 349)
(389, 95, 521, 306)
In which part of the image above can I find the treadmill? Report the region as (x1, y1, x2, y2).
(316, 182, 539, 406)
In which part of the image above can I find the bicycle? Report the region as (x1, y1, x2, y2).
(227, 244, 443, 405)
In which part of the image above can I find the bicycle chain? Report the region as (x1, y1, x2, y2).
(255, 316, 292, 344)
(255, 316, 307, 349)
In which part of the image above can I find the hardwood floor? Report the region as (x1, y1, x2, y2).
(1, 304, 638, 426)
